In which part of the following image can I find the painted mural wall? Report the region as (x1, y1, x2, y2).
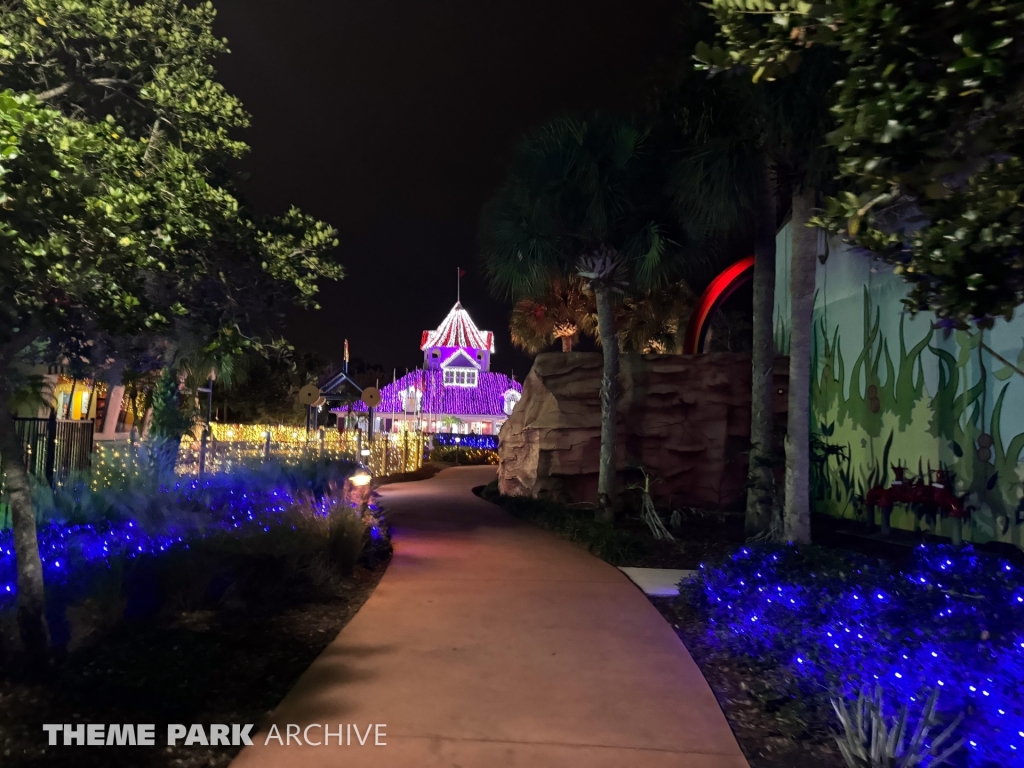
(774, 223, 1024, 549)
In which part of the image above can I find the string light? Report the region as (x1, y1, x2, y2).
(433, 434, 499, 450)
(693, 543, 1024, 766)
(343, 370, 521, 419)
(177, 426, 426, 477)
(1, 465, 372, 611)
(1, 429, 418, 613)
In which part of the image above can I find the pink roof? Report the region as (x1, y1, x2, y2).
(420, 302, 495, 352)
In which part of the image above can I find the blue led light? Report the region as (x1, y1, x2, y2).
(691, 543, 1024, 767)
(0, 462, 377, 615)
(431, 433, 499, 450)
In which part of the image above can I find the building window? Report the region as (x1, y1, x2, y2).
(443, 368, 477, 387)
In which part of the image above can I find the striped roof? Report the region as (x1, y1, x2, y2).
(420, 302, 495, 352)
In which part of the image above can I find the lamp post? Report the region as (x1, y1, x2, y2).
(197, 369, 215, 478)
(454, 435, 461, 466)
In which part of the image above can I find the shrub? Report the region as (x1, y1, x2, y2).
(831, 686, 963, 768)
(687, 543, 1024, 767)
(0, 456, 383, 651)
(432, 434, 498, 450)
(328, 507, 367, 578)
(427, 446, 497, 465)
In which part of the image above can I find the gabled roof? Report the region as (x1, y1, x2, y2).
(440, 349, 481, 370)
(420, 302, 495, 353)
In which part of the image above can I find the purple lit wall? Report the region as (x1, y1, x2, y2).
(341, 369, 521, 417)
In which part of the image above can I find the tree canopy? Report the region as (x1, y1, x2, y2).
(0, 0, 342, 371)
(481, 114, 687, 300)
(0, 0, 344, 660)
(702, 0, 1024, 325)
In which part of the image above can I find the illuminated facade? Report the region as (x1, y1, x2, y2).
(344, 302, 522, 435)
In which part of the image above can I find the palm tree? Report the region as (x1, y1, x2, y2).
(616, 280, 696, 354)
(509, 274, 597, 354)
(665, 69, 781, 536)
(668, 42, 837, 543)
(482, 115, 687, 521)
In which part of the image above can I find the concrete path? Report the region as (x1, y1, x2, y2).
(232, 466, 747, 768)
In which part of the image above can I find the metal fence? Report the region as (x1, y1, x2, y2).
(7, 416, 95, 486)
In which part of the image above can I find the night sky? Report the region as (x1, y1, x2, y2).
(212, 0, 683, 377)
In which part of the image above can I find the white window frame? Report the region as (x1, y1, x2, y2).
(443, 368, 478, 387)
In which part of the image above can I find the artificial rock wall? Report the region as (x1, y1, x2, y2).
(497, 352, 788, 510)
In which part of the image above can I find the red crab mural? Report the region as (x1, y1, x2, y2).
(865, 466, 969, 544)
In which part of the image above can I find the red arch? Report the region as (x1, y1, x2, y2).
(683, 256, 755, 354)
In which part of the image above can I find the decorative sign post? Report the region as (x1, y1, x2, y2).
(361, 386, 382, 443)
(298, 384, 322, 434)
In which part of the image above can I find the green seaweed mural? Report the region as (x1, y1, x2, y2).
(811, 288, 1024, 549)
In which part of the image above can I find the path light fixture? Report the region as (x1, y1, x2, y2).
(454, 435, 461, 465)
(350, 471, 372, 487)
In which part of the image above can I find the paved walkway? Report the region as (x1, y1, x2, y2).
(232, 466, 747, 768)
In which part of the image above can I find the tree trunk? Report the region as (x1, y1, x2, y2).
(561, 335, 573, 353)
(784, 186, 817, 544)
(0, 395, 51, 666)
(745, 158, 778, 536)
(594, 285, 619, 523)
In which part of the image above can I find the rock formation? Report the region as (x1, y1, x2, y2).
(497, 352, 788, 509)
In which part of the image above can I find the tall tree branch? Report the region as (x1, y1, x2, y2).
(36, 78, 131, 102)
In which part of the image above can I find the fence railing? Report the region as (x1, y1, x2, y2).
(176, 426, 425, 478)
(6, 416, 95, 487)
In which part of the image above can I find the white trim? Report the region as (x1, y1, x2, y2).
(440, 348, 482, 370)
(443, 368, 478, 387)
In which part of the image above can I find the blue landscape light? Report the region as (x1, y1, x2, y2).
(0, 466, 370, 613)
(692, 543, 1024, 766)
(432, 433, 498, 450)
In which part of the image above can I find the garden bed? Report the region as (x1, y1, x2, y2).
(655, 595, 845, 768)
(475, 480, 744, 568)
(678, 543, 1024, 768)
(0, 455, 391, 766)
(0, 561, 386, 767)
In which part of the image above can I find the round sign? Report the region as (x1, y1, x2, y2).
(361, 386, 382, 409)
(298, 384, 321, 406)
(313, 396, 327, 407)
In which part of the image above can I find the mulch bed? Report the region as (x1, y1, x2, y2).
(0, 561, 387, 768)
(613, 508, 745, 568)
(652, 596, 845, 768)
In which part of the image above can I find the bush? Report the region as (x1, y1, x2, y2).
(0, 457, 386, 652)
(428, 446, 497, 465)
(328, 507, 368, 578)
(687, 543, 1024, 767)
